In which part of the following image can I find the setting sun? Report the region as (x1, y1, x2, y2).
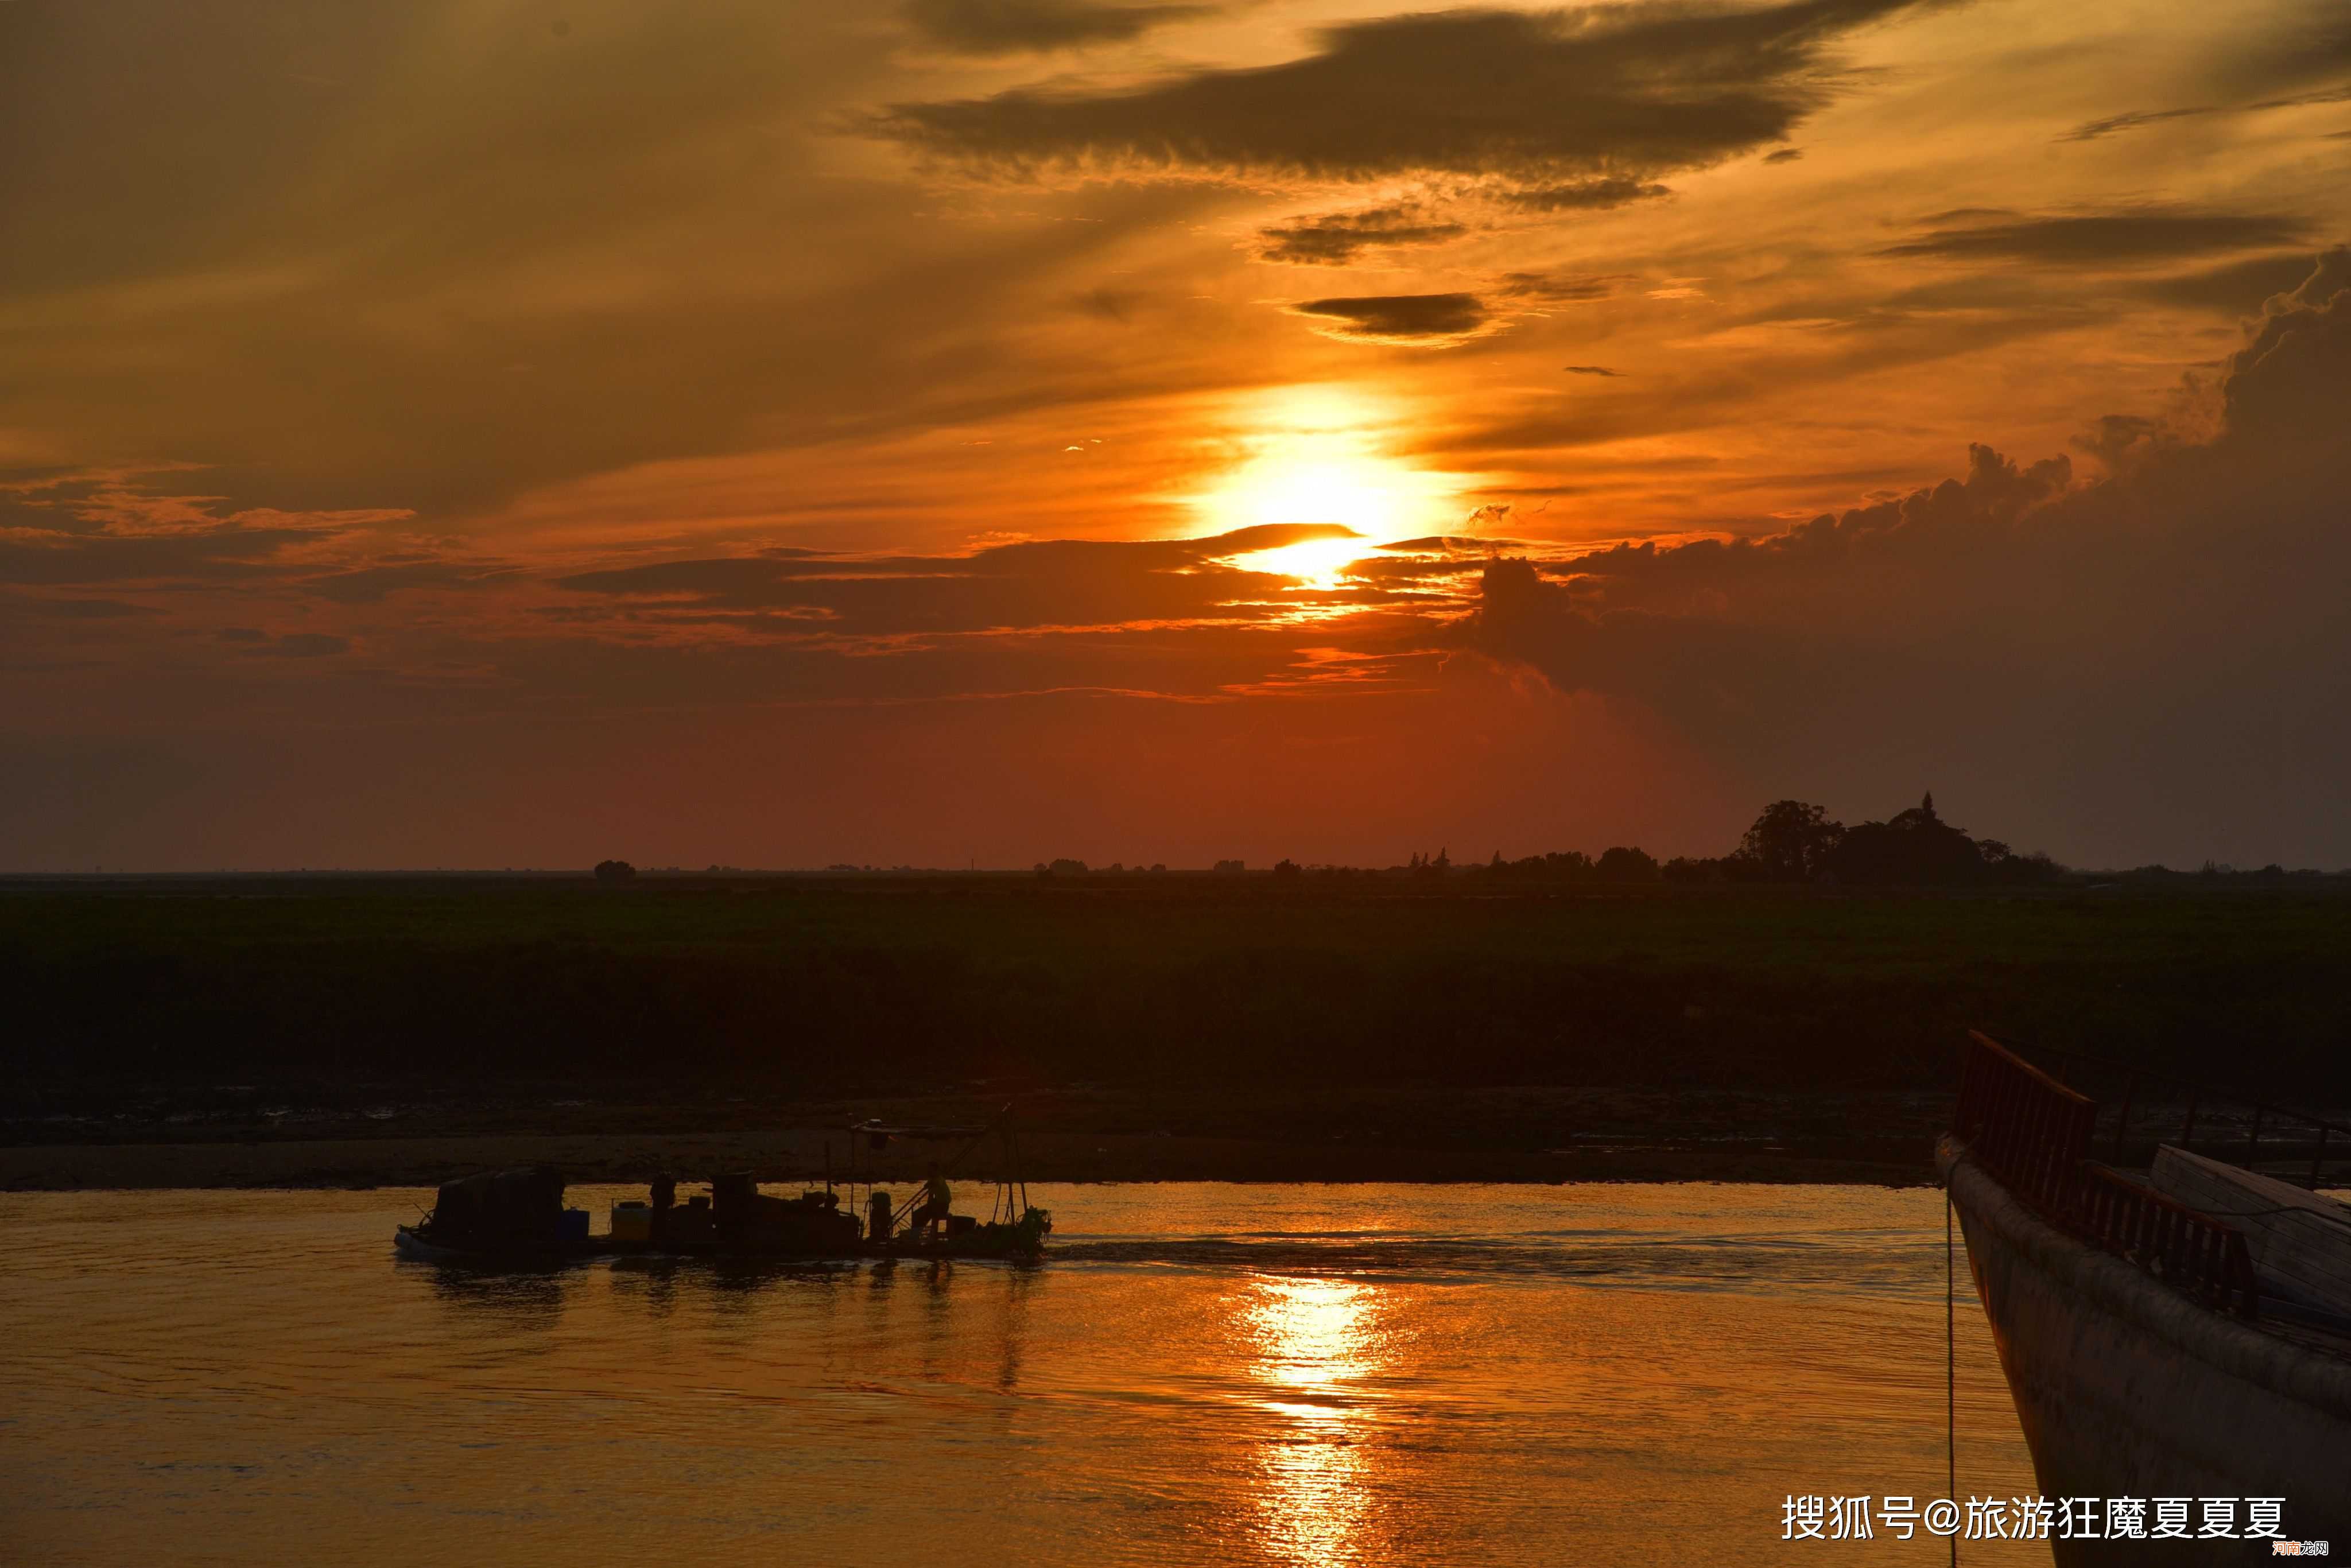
(1185, 386, 1462, 548)
(1225, 530, 1371, 589)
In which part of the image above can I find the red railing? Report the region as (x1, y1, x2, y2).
(1956, 1029, 2097, 1212)
(1956, 1031, 2260, 1318)
(2071, 1161, 2262, 1315)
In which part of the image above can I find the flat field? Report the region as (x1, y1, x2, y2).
(5, 875, 2346, 1186)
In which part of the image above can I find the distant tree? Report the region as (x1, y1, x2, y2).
(1480, 849, 1598, 882)
(1050, 857, 1089, 876)
(2007, 850, 2065, 884)
(1273, 859, 1302, 879)
(593, 859, 636, 886)
(1213, 859, 1246, 874)
(1736, 800, 1845, 882)
(1594, 846, 1659, 883)
(1661, 855, 1723, 884)
(1818, 790, 1991, 885)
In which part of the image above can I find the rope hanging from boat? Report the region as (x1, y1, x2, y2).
(1947, 1186, 1958, 1567)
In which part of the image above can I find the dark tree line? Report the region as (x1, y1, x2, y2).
(1466, 792, 2061, 887)
(1729, 792, 2060, 886)
(1024, 797, 2061, 884)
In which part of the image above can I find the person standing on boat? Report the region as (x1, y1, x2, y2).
(915, 1164, 953, 1239)
(650, 1173, 675, 1247)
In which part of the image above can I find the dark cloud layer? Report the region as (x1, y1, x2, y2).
(1880, 207, 2314, 264)
(871, 0, 1942, 189)
(2142, 252, 2331, 315)
(1496, 270, 1632, 302)
(1470, 250, 2351, 865)
(1287, 293, 1492, 343)
(232, 631, 352, 659)
(304, 561, 515, 605)
(554, 523, 1383, 635)
(10, 596, 158, 620)
(2220, 248, 2351, 445)
(902, 0, 1216, 55)
(0, 525, 324, 587)
(1500, 177, 1673, 212)
(2062, 104, 2223, 142)
(1254, 206, 1468, 265)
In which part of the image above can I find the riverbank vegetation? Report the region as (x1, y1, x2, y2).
(7, 870, 2348, 1158)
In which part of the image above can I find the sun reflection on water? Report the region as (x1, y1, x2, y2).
(1242, 1276, 1387, 1566)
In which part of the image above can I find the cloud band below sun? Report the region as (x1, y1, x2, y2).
(1286, 293, 1493, 344)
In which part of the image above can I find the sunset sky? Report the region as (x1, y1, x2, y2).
(4, 0, 2348, 870)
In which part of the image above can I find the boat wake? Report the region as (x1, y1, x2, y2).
(1043, 1230, 1937, 1294)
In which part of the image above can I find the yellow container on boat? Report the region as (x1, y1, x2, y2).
(611, 1201, 653, 1243)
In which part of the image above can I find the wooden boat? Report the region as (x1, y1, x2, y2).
(393, 1208, 1052, 1267)
(393, 1221, 590, 1266)
(393, 1115, 1053, 1268)
(1942, 1032, 2351, 1561)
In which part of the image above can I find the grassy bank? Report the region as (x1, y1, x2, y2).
(6, 877, 2348, 1181)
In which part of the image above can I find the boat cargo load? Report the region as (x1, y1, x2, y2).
(426, 1166, 566, 1247)
(394, 1105, 1053, 1266)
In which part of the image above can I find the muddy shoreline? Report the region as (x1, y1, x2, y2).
(1, 1084, 1958, 1191)
(0, 1126, 1935, 1192)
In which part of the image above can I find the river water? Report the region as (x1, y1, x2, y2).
(2, 1183, 2047, 1565)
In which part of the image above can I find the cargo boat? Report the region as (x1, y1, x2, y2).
(394, 1116, 1052, 1266)
(1941, 1031, 2351, 1561)
(390, 1204, 1051, 1265)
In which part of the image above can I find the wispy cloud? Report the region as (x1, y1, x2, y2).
(871, 0, 1952, 193)
(1879, 206, 2312, 263)
(1286, 293, 1493, 345)
(899, 0, 1218, 56)
(1253, 205, 1468, 265)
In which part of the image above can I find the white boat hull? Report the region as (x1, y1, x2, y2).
(1941, 1136, 2351, 1562)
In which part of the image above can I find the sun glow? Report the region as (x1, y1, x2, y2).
(1226, 530, 1371, 589)
(1187, 387, 1462, 579)
(1220, 451, 1406, 536)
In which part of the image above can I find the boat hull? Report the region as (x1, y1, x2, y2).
(1941, 1137, 2351, 1561)
(392, 1223, 1044, 1268)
